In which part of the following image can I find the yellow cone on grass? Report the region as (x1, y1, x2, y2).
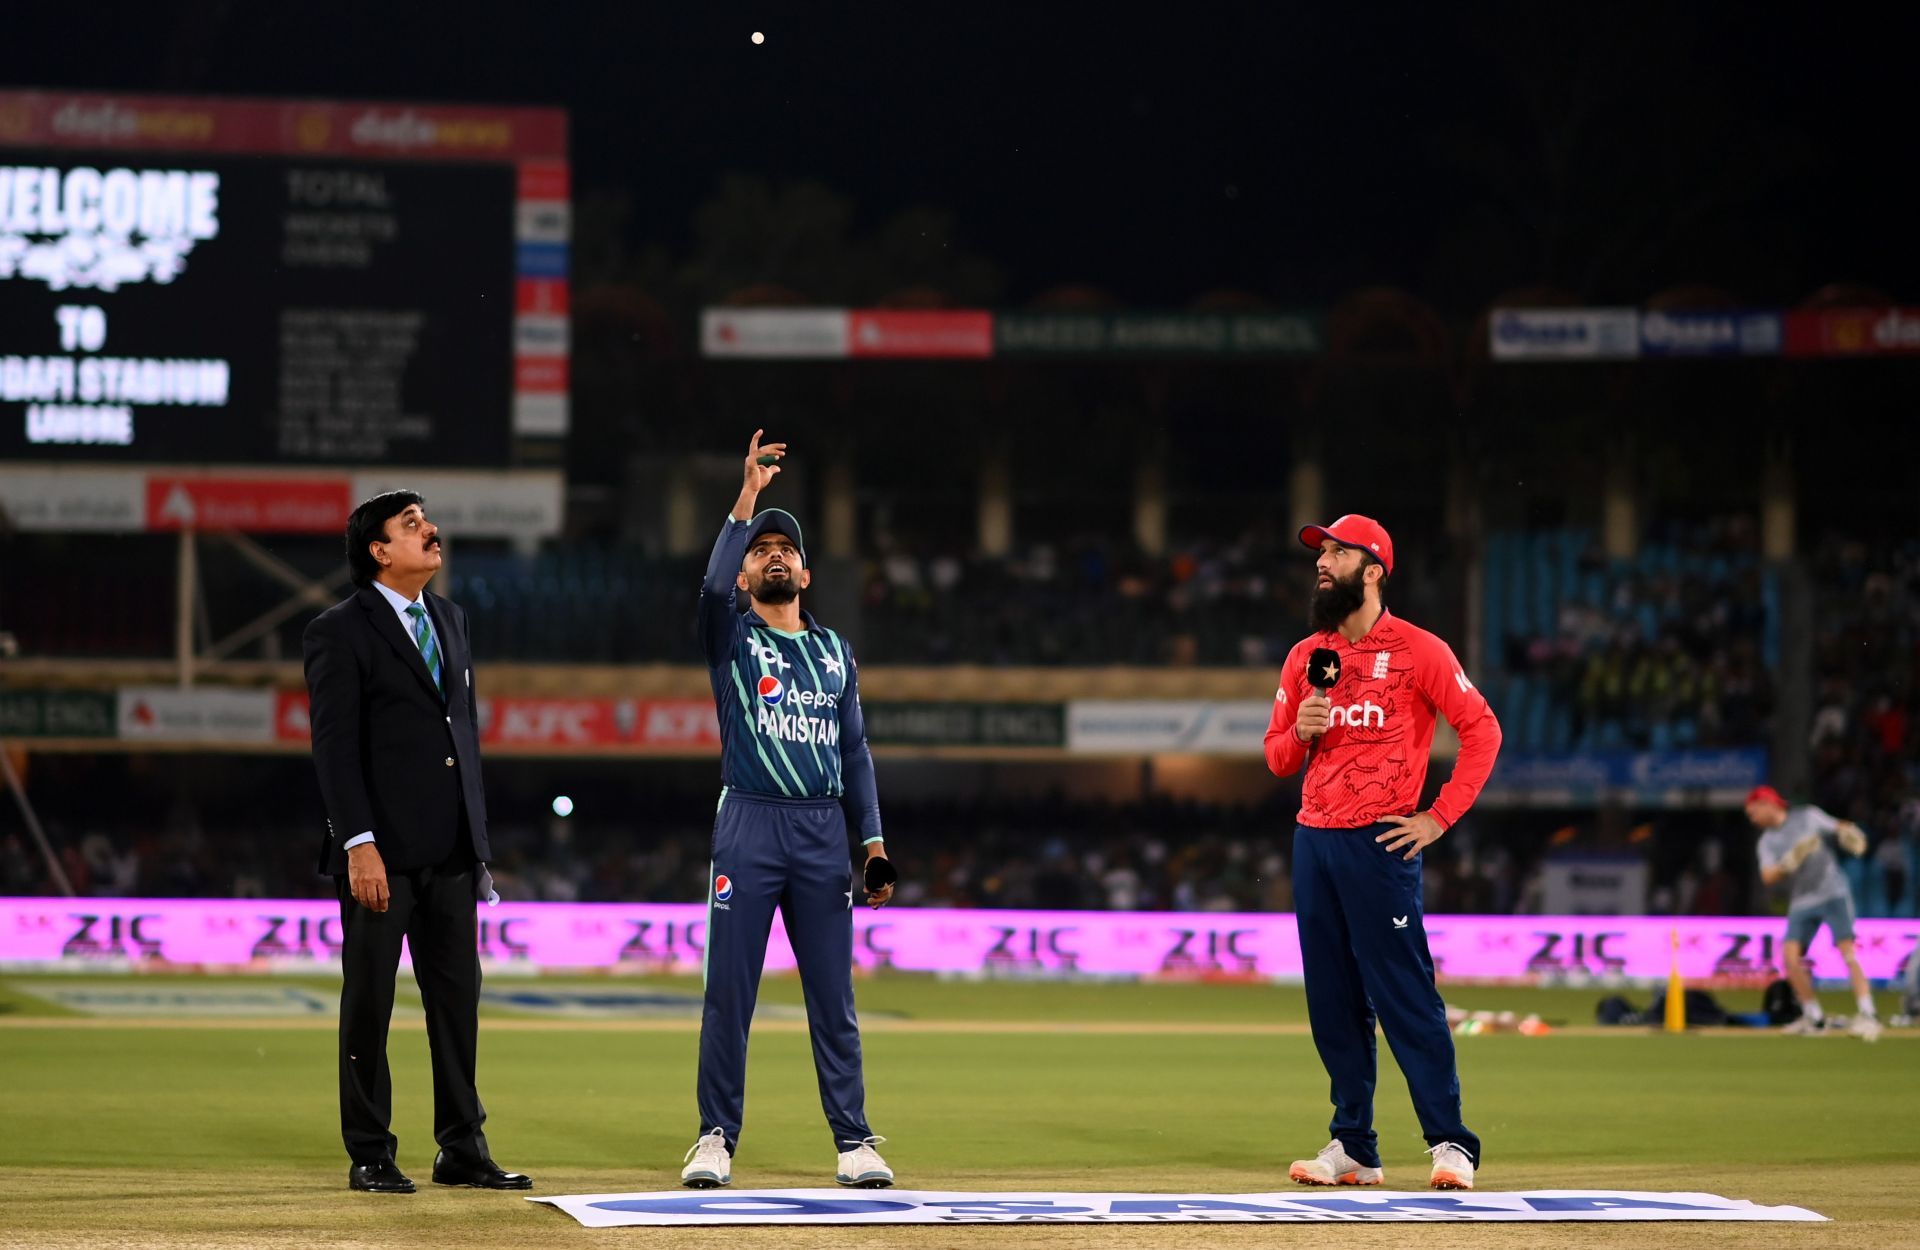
(1664, 926, 1686, 1033)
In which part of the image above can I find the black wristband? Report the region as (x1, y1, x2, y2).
(863, 856, 898, 893)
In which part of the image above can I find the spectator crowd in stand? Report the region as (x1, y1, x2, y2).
(3, 515, 1910, 920)
(856, 532, 1315, 667)
(7, 524, 1445, 667)
(1487, 518, 1776, 753)
(1805, 535, 1920, 916)
(7, 789, 1911, 919)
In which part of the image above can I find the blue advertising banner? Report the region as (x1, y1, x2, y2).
(1638, 310, 1782, 357)
(1481, 749, 1768, 807)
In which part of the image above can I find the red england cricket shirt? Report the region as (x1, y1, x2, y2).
(1264, 610, 1502, 830)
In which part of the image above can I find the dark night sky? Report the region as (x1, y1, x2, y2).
(4, 3, 1917, 311)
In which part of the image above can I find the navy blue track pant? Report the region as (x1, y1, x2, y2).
(697, 791, 873, 1153)
(1293, 823, 1480, 1167)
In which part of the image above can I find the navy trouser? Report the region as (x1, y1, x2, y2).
(1293, 823, 1480, 1167)
(697, 791, 873, 1153)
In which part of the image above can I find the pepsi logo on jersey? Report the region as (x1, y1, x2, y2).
(713, 874, 734, 908)
(757, 676, 785, 706)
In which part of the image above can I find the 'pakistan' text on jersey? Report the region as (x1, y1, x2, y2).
(699, 518, 882, 840)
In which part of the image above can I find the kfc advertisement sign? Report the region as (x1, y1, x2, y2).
(273, 693, 719, 752)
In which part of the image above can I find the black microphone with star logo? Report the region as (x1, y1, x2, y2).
(1306, 648, 1342, 761)
(1309, 648, 1343, 694)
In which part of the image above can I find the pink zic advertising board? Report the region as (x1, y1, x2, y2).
(2, 899, 1913, 983)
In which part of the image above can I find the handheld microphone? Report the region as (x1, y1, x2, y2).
(1308, 648, 1343, 695)
(1305, 648, 1342, 760)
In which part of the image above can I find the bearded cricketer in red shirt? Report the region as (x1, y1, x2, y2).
(1264, 515, 1502, 1192)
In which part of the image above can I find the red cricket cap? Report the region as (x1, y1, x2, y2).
(1299, 514, 1394, 575)
(1745, 785, 1787, 809)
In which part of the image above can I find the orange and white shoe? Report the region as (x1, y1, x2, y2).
(1289, 1140, 1383, 1186)
(1428, 1141, 1475, 1190)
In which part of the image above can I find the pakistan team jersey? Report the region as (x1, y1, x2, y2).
(698, 517, 882, 841)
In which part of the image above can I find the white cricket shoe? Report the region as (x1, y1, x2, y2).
(1781, 1015, 1826, 1036)
(836, 1135, 894, 1188)
(680, 1128, 731, 1189)
(1289, 1140, 1383, 1187)
(1428, 1141, 1475, 1190)
(1851, 1015, 1883, 1043)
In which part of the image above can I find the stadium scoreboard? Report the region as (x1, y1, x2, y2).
(0, 91, 568, 467)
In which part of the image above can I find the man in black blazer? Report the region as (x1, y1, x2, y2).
(304, 490, 530, 1194)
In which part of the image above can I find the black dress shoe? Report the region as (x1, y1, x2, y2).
(348, 1161, 416, 1193)
(432, 1150, 533, 1190)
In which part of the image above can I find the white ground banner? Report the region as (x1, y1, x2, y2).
(530, 1189, 1826, 1227)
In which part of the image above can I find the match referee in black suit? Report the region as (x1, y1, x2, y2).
(304, 490, 530, 1194)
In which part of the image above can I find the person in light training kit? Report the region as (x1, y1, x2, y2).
(1264, 515, 1502, 1192)
(1744, 785, 1880, 1041)
(678, 430, 897, 1191)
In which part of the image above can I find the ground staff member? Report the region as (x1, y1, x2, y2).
(1745, 785, 1880, 1041)
(1263, 514, 1502, 1192)
(678, 431, 896, 1191)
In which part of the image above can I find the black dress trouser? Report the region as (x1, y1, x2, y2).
(335, 837, 488, 1167)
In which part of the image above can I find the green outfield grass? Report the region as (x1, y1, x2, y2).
(0, 973, 1913, 1249)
